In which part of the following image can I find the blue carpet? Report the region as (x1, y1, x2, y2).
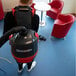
(0, 16, 76, 76)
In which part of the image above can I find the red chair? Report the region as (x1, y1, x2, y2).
(0, 0, 4, 20)
(51, 14, 75, 38)
(46, 0, 64, 20)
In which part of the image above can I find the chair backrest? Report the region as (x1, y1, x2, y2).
(0, 0, 4, 20)
(58, 14, 75, 23)
(51, 0, 64, 9)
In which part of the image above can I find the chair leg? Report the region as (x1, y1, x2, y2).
(51, 36, 65, 40)
(62, 37, 65, 40)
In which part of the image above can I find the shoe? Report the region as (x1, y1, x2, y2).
(39, 35, 46, 41)
(18, 63, 26, 73)
(27, 61, 36, 72)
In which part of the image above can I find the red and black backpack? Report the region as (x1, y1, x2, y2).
(11, 6, 38, 63)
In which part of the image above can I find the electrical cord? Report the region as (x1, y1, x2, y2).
(0, 57, 12, 74)
(0, 57, 12, 63)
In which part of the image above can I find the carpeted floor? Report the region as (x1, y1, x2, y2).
(0, 15, 76, 76)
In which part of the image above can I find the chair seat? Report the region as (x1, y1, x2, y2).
(50, 8, 58, 13)
(54, 19, 65, 25)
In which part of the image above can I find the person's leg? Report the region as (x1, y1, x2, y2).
(27, 60, 36, 72)
(18, 63, 23, 71)
(17, 63, 23, 73)
(17, 62, 26, 73)
(27, 61, 33, 69)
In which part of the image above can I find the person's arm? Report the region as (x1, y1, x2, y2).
(3, 11, 16, 34)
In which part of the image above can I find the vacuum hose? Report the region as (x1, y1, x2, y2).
(0, 26, 27, 47)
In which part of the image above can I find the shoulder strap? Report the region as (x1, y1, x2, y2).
(12, 8, 16, 16)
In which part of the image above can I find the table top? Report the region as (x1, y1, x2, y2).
(34, 2, 51, 11)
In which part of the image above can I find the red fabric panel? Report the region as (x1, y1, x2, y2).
(32, 8, 35, 16)
(35, 32, 39, 42)
(12, 8, 16, 16)
(12, 50, 38, 63)
(9, 34, 13, 39)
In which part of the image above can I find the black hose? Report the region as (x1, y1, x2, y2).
(0, 26, 27, 47)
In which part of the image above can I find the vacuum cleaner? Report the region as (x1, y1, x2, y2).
(0, 26, 38, 63)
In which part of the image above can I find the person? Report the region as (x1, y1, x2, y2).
(3, 0, 39, 34)
(4, 0, 46, 41)
(3, 0, 39, 73)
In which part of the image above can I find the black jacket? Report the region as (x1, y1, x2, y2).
(3, 6, 39, 34)
(4, 11, 16, 34)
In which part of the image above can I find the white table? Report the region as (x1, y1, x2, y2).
(34, 2, 50, 26)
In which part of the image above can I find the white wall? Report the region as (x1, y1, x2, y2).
(1, 0, 76, 14)
(75, 0, 76, 13)
(2, 0, 19, 12)
(2, 0, 49, 12)
(33, 0, 49, 3)
(62, 0, 75, 14)
(51, 0, 75, 14)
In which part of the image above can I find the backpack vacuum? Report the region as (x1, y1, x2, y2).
(0, 26, 38, 63)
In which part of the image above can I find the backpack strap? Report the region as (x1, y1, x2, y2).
(12, 8, 16, 16)
(32, 8, 35, 16)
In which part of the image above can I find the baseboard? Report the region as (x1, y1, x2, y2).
(70, 13, 76, 17)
